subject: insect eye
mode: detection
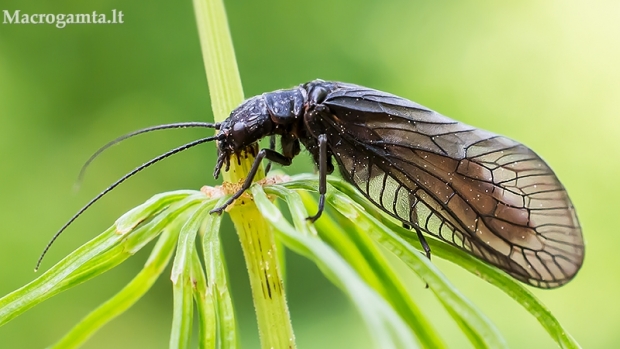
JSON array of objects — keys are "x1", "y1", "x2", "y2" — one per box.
[{"x1": 231, "y1": 122, "x2": 248, "y2": 146}]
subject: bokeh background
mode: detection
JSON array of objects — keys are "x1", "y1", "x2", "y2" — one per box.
[{"x1": 1, "y1": 0, "x2": 619, "y2": 348}]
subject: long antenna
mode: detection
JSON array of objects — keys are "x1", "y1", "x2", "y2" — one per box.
[
  {"x1": 36, "y1": 133, "x2": 223, "y2": 271},
  {"x1": 75, "y1": 122, "x2": 220, "y2": 190}
]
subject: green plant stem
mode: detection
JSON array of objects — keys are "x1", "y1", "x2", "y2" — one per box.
[
  {"x1": 232, "y1": 204, "x2": 294, "y2": 348},
  {"x1": 192, "y1": 0, "x2": 295, "y2": 347},
  {"x1": 192, "y1": 0, "x2": 243, "y2": 119}
]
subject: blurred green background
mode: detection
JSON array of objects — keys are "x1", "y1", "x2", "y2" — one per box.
[{"x1": 0, "y1": 0, "x2": 618, "y2": 348}]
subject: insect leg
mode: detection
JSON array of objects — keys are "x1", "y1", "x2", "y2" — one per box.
[
  {"x1": 402, "y1": 223, "x2": 431, "y2": 259},
  {"x1": 415, "y1": 226, "x2": 431, "y2": 260},
  {"x1": 402, "y1": 223, "x2": 431, "y2": 288},
  {"x1": 264, "y1": 135, "x2": 276, "y2": 174},
  {"x1": 307, "y1": 134, "x2": 327, "y2": 222},
  {"x1": 210, "y1": 148, "x2": 292, "y2": 214}
]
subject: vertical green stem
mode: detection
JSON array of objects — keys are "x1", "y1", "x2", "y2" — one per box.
[
  {"x1": 192, "y1": 0, "x2": 295, "y2": 347},
  {"x1": 231, "y1": 205, "x2": 294, "y2": 349},
  {"x1": 192, "y1": 0, "x2": 243, "y2": 121}
]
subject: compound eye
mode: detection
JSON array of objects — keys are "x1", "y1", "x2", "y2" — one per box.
[{"x1": 231, "y1": 122, "x2": 248, "y2": 147}]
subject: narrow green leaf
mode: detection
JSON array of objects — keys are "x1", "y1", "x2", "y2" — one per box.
[
  {"x1": 191, "y1": 248, "x2": 216, "y2": 349},
  {"x1": 324, "y1": 186, "x2": 506, "y2": 349},
  {"x1": 0, "y1": 226, "x2": 117, "y2": 326},
  {"x1": 170, "y1": 201, "x2": 214, "y2": 349},
  {"x1": 50, "y1": 225, "x2": 183, "y2": 349},
  {"x1": 116, "y1": 190, "x2": 198, "y2": 233},
  {"x1": 281, "y1": 176, "x2": 508, "y2": 347},
  {"x1": 252, "y1": 184, "x2": 417, "y2": 349},
  {"x1": 328, "y1": 175, "x2": 580, "y2": 349},
  {"x1": 284, "y1": 174, "x2": 579, "y2": 349},
  {"x1": 202, "y1": 198, "x2": 237, "y2": 349},
  {"x1": 171, "y1": 263, "x2": 194, "y2": 349},
  {"x1": 0, "y1": 193, "x2": 205, "y2": 327},
  {"x1": 63, "y1": 193, "x2": 206, "y2": 288},
  {"x1": 266, "y1": 185, "x2": 445, "y2": 348}
]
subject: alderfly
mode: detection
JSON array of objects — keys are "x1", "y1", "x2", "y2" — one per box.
[{"x1": 38, "y1": 80, "x2": 584, "y2": 288}]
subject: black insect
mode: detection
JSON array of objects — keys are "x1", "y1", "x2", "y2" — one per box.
[{"x1": 38, "y1": 80, "x2": 584, "y2": 288}]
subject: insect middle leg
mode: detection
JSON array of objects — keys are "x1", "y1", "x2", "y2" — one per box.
[
  {"x1": 210, "y1": 148, "x2": 292, "y2": 214},
  {"x1": 307, "y1": 134, "x2": 328, "y2": 222}
]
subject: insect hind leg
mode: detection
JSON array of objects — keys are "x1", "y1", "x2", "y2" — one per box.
[
  {"x1": 210, "y1": 148, "x2": 292, "y2": 215},
  {"x1": 403, "y1": 223, "x2": 431, "y2": 260}
]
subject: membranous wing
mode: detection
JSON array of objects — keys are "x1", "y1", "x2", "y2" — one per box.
[{"x1": 318, "y1": 83, "x2": 584, "y2": 288}]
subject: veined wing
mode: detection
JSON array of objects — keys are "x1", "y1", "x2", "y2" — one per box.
[{"x1": 319, "y1": 85, "x2": 584, "y2": 288}]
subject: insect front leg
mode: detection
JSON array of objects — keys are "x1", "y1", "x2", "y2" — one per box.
[
  {"x1": 264, "y1": 135, "x2": 276, "y2": 174},
  {"x1": 210, "y1": 148, "x2": 292, "y2": 215}
]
